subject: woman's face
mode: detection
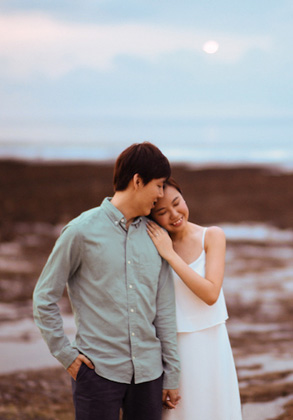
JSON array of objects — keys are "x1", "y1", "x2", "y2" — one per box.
[{"x1": 151, "y1": 185, "x2": 189, "y2": 233}]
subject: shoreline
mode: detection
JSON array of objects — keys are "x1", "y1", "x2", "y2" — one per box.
[{"x1": 2, "y1": 156, "x2": 293, "y2": 174}]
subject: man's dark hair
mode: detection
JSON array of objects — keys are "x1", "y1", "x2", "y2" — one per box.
[{"x1": 113, "y1": 142, "x2": 171, "y2": 191}]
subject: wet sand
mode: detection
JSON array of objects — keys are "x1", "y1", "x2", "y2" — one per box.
[{"x1": 0, "y1": 160, "x2": 293, "y2": 419}]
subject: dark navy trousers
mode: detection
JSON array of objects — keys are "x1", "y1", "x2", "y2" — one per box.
[{"x1": 72, "y1": 363, "x2": 163, "y2": 420}]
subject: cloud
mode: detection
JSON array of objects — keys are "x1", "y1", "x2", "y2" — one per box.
[{"x1": 0, "y1": 12, "x2": 271, "y2": 80}]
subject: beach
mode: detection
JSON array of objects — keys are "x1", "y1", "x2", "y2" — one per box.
[{"x1": 0, "y1": 160, "x2": 293, "y2": 419}]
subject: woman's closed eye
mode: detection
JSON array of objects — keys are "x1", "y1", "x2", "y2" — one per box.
[{"x1": 157, "y1": 211, "x2": 166, "y2": 216}]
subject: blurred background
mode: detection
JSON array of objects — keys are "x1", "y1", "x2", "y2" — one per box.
[
  {"x1": 0, "y1": 1, "x2": 293, "y2": 419},
  {"x1": 1, "y1": 0, "x2": 293, "y2": 166}
]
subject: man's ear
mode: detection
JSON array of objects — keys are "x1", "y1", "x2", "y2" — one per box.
[{"x1": 133, "y1": 173, "x2": 143, "y2": 190}]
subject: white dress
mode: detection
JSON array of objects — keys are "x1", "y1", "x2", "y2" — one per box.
[{"x1": 163, "y1": 228, "x2": 242, "y2": 420}]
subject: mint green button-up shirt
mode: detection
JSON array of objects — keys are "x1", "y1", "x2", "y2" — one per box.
[{"x1": 33, "y1": 198, "x2": 180, "y2": 388}]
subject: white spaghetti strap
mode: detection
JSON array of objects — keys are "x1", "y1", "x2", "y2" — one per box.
[{"x1": 202, "y1": 227, "x2": 208, "y2": 249}]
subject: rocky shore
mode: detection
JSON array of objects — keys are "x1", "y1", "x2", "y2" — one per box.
[
  {"x1": 0, "y1": 160, "x2": 292, "y2": 419},
  {"x1": 1, "y1": 160, "x2": 293, "y2": 237}
]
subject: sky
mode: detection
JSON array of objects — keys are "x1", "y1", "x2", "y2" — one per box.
[{"x1": 0, "y1": 0, "x2": 292, "y2": 161}]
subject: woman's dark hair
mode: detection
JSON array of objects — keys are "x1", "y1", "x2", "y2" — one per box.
[
  {"x1": 164, "y1": 177, "x2": 182, "y2": 194},
  {"x1": 113, "y1": 142, "x2": 171, "y2": 191}
]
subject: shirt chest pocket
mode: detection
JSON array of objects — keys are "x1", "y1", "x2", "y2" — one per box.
[{"x1": 138, "y1": 251, "x2": 162, "y2": 292}]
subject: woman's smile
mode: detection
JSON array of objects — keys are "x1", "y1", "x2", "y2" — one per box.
[{"x1": 171, "y1": 217, "x2": 183, "y2": 227}]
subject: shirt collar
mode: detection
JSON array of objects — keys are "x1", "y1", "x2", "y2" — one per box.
[{"x1": 101, "y1": 197, "x2": 142, "y2": 228}]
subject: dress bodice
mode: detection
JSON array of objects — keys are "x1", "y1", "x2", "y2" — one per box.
[{"x1": 174, "y1": 228, "x2": 228, "y2": 332}]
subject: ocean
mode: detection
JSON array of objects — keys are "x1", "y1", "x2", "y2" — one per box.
[{"x1": 0, "y1": 117, "x2": 292, "y2": 169}]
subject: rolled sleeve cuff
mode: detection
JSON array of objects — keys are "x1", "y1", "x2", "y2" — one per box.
[
  {"x1": 56, "y1": 346, "x2": 80, "y2": 369},
  {"x1": 163, "y1": 372, "x2": 180, "y2": 390}
]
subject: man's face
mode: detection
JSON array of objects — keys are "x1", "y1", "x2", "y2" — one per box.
[{"x1": 136, "y1": 177, "x2": 165, "y2": 216}]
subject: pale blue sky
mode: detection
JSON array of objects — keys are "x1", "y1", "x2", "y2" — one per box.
[{"x1": 0, "y1": 0, "x2": 292, "y2": 160}]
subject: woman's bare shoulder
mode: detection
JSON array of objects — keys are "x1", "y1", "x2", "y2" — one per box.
[{"x1": 205, "y1": 226, "x2": 226, "y2": 247}]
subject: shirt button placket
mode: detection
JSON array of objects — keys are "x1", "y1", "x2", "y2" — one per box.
[{"x1": 126, "y1": 230, "x2": 137, "y2": 366}]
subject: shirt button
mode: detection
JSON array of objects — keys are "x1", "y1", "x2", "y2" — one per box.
[
  {"x1": 121, "y1": 218, "x2": 125, "y2": 223},
  {"x1": 132, "y1": 356, "x2": 136, "y2": 360},
  {"x1": 130, "y1": 308, "x2": 134, "y2": 312},
  {"x1": 128, "y1": 260, "x2": 131, "y2": 264},
  {"x1": 132, "y1": 332, "x2": 135, "y2": 336},
  {"x1": 114, "y1": 221, "x2": 118, "y2": 225},
  {"x1": 129, "y1": 284, "x2": 133, "y2": 289}
]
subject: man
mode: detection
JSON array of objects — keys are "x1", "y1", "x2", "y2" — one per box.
[{"x1": 33, "y1": 142, "x2": 180, "y2": 420}]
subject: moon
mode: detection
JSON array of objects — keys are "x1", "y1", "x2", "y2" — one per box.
[{"x1": 202, "y1": 40, "x2": 219, "y2": 54}]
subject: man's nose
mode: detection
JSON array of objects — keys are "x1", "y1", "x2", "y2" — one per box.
[{"x1": 158, "y1": 189, "x2": 164, "y2": 198}]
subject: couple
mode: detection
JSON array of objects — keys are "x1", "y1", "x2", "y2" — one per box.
[{"x1": 33, "y1": 142, "x2": 242, "y2": 420}]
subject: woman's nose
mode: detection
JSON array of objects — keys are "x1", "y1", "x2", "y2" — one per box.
[{"x1": 169, "y1": 208, "x2": 178, "y2": 219}]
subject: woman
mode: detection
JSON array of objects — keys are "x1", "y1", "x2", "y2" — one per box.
[{"x1": 147, "y1": 178, "x2": 242, "y2": 420}]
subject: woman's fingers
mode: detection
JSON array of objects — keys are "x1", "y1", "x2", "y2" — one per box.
[{"x1": 147, "y1": 221, "x2": 161, "y2": 237}]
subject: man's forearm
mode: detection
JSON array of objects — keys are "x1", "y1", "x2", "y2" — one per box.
[{"x1": 33, "y1": 224, "x2": 81, "y2": 368}]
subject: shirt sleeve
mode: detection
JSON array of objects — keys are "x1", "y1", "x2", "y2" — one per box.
[
  {"x1": 154, "y1": 259, "x2": 180, "y2": 389},
  {"x1": 33, "y1": 223, "x2": 81, "y2": 369}
]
